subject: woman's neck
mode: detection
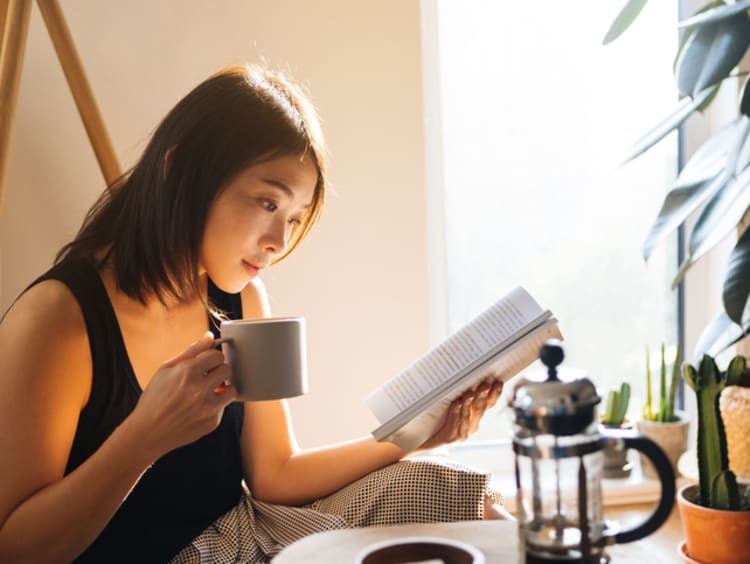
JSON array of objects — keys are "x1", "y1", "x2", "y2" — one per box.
[{"x1": 94, "y1": 251, "x2": 208, "y2": 321}]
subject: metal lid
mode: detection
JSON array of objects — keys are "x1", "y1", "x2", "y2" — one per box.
[
  {"x1": 512, "y1": 340, "x2": 600, "y2": 435},
  {"x1": 512, "y1": 377, "x2": 600, "y2": 416}
]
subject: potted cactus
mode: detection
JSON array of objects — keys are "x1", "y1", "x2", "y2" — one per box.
[
  {"x1": 602, "y1": 382, "x2": 631, "y2": 428},
  {"x1": 635, "y1": 344, "x2": 690, "y2": 479},
  {"x1": 601, "y1": 382, "x2": 633, "y2": 478},
  {"x1": 678, "y1": 354, "x2": 750, "y2": 563}
]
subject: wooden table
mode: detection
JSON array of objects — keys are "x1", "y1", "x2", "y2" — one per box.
[
  {"x1": 273, "y1": 501, "x2": 685, "y2": 563},
  {"x1": 606, "y1": 502, "x2": 683, "y2": 562}
]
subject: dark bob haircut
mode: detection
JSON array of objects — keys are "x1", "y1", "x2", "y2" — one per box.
[{"x1": 56, "y1": 64, "x2": 327, "y2": 304}]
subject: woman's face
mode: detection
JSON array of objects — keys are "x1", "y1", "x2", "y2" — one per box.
[{"x1": 200, "y1": 153, "x2": 318, "y2": 293}]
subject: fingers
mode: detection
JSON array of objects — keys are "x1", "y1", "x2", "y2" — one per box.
[
  {"x1": 469, "y1": 383, "x2": 491, "y2": 433},
  {"x1": 463, "y1": 380, "x2": 503, "y2": 436},
  {"x1": 420, "y1": 380, "x2": 504, "y2": 450},
  {"x1": 210, "y1": 382, "x2": 239, "y2": 405},
  {"x1": 487, "y1": 380, "x2": 504, "y2": 409},
  {"x1": 191, "y1": 349, "x2": 228, "y2": 379},
  {"x1": 452, "y1": 392, "x2": 470, "y2": 440},
  {"x1": 194, "y1": 352, "x2": 239, "y2": 403},
  {"x1": 165, "y1": 340, "x2": 237, "y2": 404}
]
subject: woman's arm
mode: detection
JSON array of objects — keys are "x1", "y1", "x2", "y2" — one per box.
[
  {"x1": 241, "y1": 390, "x2": 499, "y2": 505},
  {"x1": 238, "y1": 280, "x2": 501, "y2": 506},
  {"x1": 0, "y1": 282, "x2": 238, "y2": 563}
]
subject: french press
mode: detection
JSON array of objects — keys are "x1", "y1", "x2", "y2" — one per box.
[{"x1": 511, "y1": 340, "x2": 675, "y2": 563}]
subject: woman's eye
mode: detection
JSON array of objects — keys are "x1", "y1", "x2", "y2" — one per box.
[{"x1": 260, "y1": 199, "x2": 278, "y2": 212}]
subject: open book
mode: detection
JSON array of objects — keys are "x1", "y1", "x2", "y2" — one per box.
[{"x1": 365, "y1": 286, "x2": 562, "y2": 451}]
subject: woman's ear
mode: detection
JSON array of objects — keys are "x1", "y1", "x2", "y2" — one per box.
[{"x1": 163, "y1": 145, "x2": 177, "y2": 181}]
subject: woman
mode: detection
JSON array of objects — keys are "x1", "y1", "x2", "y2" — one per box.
[{"x1": 0, "y1": 65, "x2": 504, "y2": 563}]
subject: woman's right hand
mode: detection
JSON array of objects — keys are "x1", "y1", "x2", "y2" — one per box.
[{"x1": 127, "y1": 332, "x2": 239, "y2": 460}]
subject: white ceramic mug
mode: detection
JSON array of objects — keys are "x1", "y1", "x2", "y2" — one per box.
[{"x1": 216, "y1": 317, "x2": 308, "y2": 401}]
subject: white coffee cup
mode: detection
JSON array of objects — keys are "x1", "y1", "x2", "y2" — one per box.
[{"x1": 216, "y1": 317, "x2": 308, "y2": 401}]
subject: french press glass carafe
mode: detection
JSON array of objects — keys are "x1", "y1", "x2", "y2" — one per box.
[{"x1": 512, "y1": 340, "x2": 675, "y2": 563}]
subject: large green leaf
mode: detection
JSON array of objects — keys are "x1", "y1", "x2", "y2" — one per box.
[
  {"x1": 695, "y1": 82, "x2": 722, "y2": 113},
  {"x1": 689, "y1": 163, "x2": 750, "y2": 263},
  {"x1": 642, "y1": 118, "x2": 741, "y2": 260},
  {"x1": 675, "y1": 11, "x2": 750, "y2": 98},
  {"x1": 723, "y1": 225, "x2": 750, "y2": 324},
  {"x1": 741, "y1": 73, "x2": 750, "y2": 117},
  {"x1": 674, "y1": 1, "x2": 726, "y2": 73},
  {"x1": 678, "y1": 0, "x2": 750, "y2": 29},
  {"x1": 642, "y1": 173, "x2": 727, "y2": 261},
  {"x1": 677, "y1": 21, "x2": 720, "y2": 96},
  {"x1": 725, "y1": 116, "x2": 750, "y2": 174},
  {"x1": 672, "y1": 166, "x2": 750, "y2": 289},
  {"x1": 694, "y1": 12, "x2": 750, "y2": 96},
  {"x1": 672, "y1": 256, "x2": 694, "y2": 290},
  {"x1": 734, "y1": 118, "x2": 750, "y2": 172},
  {"x1": 675, "y1": 117, "x2": 740, "y2": 188},
  {"x1": 622, "y1": 87, "x2": 715, "y2": 163},
  {"x1": 603, "y1": 0, "x2": 648, "y2": 45},
  {"x1": 692, "y1": 310, "x2": 749, "y2": 364}
]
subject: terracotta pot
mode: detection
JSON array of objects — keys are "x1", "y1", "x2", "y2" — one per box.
[
  {"x1": 720, "y1": 385, "x2": 750, "y2": 481},
  {"x1": 677, "y1": 483, "x2": 750, "y2": 564},
  {"x1": 636, "y1": 411, "x2": 689, "y2": 480}
]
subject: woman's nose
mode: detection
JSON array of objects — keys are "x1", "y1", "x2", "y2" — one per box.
[{"x1": 263, "y1": 219, "x2": 289, "y2": 256}]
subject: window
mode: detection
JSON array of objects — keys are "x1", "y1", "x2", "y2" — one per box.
[{"x1": 423, "y1": 1, "x2": 680, "y2": 440}]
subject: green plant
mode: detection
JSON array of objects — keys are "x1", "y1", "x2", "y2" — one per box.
[
  {"x1": 604, "y1": 1, "x2": 750, "y2": 359},
  {"x1": 642, "y1": 343, "x2": 680, "y2": 422},
  {"x1": 683, "y1": 353, "x2": 748, "y2": 510},
  {"x1": 602, "y1": 382, "x2": 631, "y2": 425}
]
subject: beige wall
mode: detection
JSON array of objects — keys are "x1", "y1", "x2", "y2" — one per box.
[{"x1": 0, "y1": 0, "x2": 430, "y2": 446}]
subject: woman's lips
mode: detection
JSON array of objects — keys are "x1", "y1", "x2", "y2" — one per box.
[{"x1": 242, "y1": 260, "x2": 261, "y2": 276}]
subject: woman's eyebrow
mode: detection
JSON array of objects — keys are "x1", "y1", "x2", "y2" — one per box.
[
  {"x1": 261, "y1": 178, "x2": 312, "y2": 209},
  {"x1": 261, "y1": 178, "x2": 293, "y2": 195}
]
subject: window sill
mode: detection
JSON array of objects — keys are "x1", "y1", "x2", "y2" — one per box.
[{"x1": 430, "y1": 440, "x2": 682, "y2": 514}]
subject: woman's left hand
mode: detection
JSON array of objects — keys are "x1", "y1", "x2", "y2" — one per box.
[{"x1": 417, "y1": 379, "x2": 504, "y2": 450}]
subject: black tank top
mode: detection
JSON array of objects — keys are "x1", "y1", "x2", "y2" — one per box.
[{"x1": 31, "y1": 257, "x2": 244, "y2": 563}]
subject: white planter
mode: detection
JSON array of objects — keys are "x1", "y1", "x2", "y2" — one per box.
[{"x1": 636, "y1": 410, "x2": 690, "y2": 480}]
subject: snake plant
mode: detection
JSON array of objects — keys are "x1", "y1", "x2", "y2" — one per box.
[{"x1": 642, "y1": 344, "x2": 680, "y2": 422}]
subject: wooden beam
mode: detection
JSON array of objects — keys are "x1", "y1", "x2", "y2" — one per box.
[
  {"x1": 0, "y1": 0, "x2": 11, "y2": 61},
  {"x1": 37, "y1": 0, "x2": 121, "y2": 187},
  {"x1": 0, "y1": 0, "x2": 31, "y2": 216}
]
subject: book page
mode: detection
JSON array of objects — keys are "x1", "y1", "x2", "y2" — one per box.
[
  {"x1": 376, "y1": 320, "x2": 562, "y2": 451},
  {"x1": 366, "y1": 286, "x2": 545, "y2": 424}
]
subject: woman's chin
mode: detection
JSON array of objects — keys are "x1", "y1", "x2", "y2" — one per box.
[{"x1": 209, "y1": 275, "x2": 251, "y2": 295}]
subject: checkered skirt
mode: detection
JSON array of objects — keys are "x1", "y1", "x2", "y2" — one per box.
[{"x1": 170, "y1": 456, "x2": 501, "y2": 563}]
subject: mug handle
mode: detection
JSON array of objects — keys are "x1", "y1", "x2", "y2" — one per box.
[
  {"x1": 214, "y1": 337, "x2": 233, "y2": 348},
  {"x1": 604, "y1": 430, "x2": 675, "y2": 544}
]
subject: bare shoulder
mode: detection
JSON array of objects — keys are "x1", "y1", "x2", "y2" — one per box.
[
  {"x1": 2, "y1": 278, "x2": 88, "y2": 343},
  {"x1": 0, "y1": 278, "x2": 91, "y2": 404},
  {"x1": 0, "y1": 279, "x2": 92, "y2": 522},
  {"x1": 240, "y1": 277, "x2": 271, "y2": 319}
]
